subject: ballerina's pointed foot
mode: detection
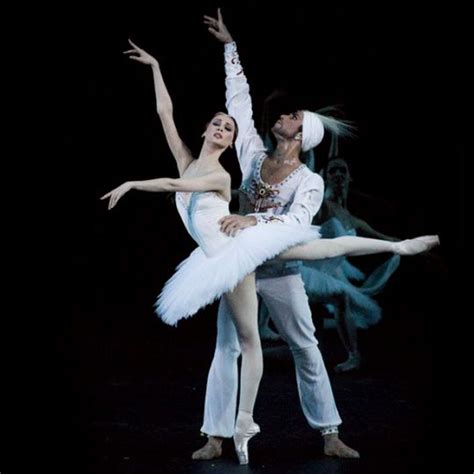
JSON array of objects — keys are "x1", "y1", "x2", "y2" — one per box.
[
  {"x1": 393, "y1": 235, "x2": 440, "y2": 256},
  {"x1": 233, "y1": 421, "x2": 261, "y2": 465}
]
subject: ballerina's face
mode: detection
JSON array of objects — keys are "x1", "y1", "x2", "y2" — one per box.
[{"x1": 204, "y1": 113, "x2": 238, "y2": 149}]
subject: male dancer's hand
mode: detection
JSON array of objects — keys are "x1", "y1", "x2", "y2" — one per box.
[
  {"x1": 219, "y1": 215, "x2": 257, "y2": 236},
  {"x1": 204, "y1": 8, "x2": 233, "y2": 43}
]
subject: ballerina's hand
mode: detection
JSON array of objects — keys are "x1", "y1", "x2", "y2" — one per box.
[
  {"x1": 100, "y1": 182, "x2": 133, "y2": 210},
  {"x1": 123, "y1": 39, "x2": 158, "y2": 67}
]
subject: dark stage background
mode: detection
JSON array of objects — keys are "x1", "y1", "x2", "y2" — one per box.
[{"x1": 40, "y1": 2, "x2": 463, "y2": 473}]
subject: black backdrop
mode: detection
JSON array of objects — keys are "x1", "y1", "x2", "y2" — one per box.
[{"x1": 35, "y1": 2, "x2": 464, "y2": 472}]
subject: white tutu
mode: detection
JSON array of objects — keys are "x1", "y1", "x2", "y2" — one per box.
[{"x1": 155, "y1": 223, "x2": 321, "y2": 325}]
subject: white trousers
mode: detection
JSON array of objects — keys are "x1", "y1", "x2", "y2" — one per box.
[{"x1": 200, "y1": 273, "x2": 342, "y2": 437}]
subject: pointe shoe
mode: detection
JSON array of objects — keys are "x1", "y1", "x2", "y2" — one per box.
[
  {"x1": 233, "y1": 422, "x2": 260, "y2": 465},
  {"x1": 393, "y1": 235, "x2": 440, "y2": 256}
]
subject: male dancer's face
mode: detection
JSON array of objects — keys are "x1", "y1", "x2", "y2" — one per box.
[{"x1": 271, "y1": 111, "x2": 303, "y2": 141}]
